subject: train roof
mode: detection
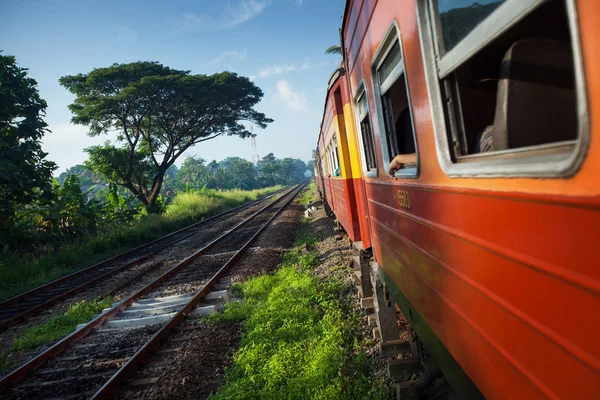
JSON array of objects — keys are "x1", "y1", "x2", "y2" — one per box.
[{"x1": 316, "y1": 64, "x2": 345, "y2": 150}]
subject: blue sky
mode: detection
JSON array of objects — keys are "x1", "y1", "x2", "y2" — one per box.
[{"x1": 2, "y1": 0, "x2": 344, "y2": 173}]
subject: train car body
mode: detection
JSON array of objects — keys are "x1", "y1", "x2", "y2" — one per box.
[
  {"x1": 316, "y1": 68, "x2": 371, "y2": 243},
  {"x1": 317, "y1": 0, "x2": 600, "y2": 398}
]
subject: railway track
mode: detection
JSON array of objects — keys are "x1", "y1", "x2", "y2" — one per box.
[
  {"x1": 0, "y1": 183, "x2": 304, "y2": 399},
  {"x1": 0, "y1": 189, "x2": 285, "y2": 330}
]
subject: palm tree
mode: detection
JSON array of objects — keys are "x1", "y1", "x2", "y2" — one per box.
[{"x1": 325, "y1": 45, "x2": 342, "y2": 55}]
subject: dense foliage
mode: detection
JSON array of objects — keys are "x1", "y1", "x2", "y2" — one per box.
[
  {"x1": 173, "y1": 152, "x2": 307, "y2": 192},
  {"x1": 61, "y1": 152, "x2": 308, "y2": 198},
  {"x1": 0, "y1": 53, "x2": 57, "y2": 248},
  {"x1": 60, "y1": 62, "x2": 273, "y2": 212}
]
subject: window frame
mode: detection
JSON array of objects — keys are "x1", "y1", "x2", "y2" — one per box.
[
  {"x1": 353, "y1": 81, "x2": 378, "y2": 178},
  {"x1": 326, "y1": 133, "x2": 341, "y2": 178},
  {"x1": 328, "y1": 145, "x2": 334, "y2": 176},
  {"x1": 416, "y1": 0, "x2": 589, "y2": 178},
  {"x1": 371, "y1": 22, "x2": 420, "y2": 179}
]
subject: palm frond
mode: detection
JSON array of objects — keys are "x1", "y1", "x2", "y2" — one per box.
[{"x1": 325, "y1": 45, "x2": 342, "y2": 55}]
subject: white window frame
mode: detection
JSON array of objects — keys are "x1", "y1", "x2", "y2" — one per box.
[
  {"x1": 327, "y1": 145, "x2": 333, "y2": 175},
  {"x1": 417, "y1": 0, "x2": 589, "y2": 178},
  {"x1": 371, "y1": 22, "x2": 420, "y2": 179},
  {"x1": 353, "y1": 81, "x2": 378, "y2": 178}
]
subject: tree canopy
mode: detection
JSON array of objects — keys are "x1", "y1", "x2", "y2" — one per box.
[
  {"x1": 0, "y1": 53, "x2": 56, "y2": 241},
  {"x1": 59, "y1": 61, "x2": 272, "y2": 212}
]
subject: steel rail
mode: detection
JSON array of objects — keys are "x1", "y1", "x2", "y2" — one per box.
[
  {"x1": 91, "y1": 183, "x2": 305, "y2": 399},
  {"x1": 0, "y1": 185, "x2": 299, "y2": 394},
  {"x1": 0, "y1": 189, "x2": 284, "y2": 330}
]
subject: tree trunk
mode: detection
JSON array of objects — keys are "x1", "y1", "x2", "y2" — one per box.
[
  {"x1": 145, "y1": 169, "x2": 166, "y2": 214},
  {"x1": 123, "y1": 183, "x2": 148, "y2": 206}
]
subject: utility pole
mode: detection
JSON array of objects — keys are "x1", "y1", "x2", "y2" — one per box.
[{"x1": 250, "y1": 125, "x2": 260, "y2": 165}]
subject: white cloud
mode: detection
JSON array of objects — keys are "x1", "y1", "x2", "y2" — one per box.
[
  {"x1": 115, "y1": 26, "x2": 138, "y2": 42},
  {"x1": 176, "y1": 12, "x2": 214, "y2": 32},
  {"x1": 275, "y1": 80, "x2": 308, "y2": 112},
  {"x1": 175, "y1": 1, "x2": 269, "y2": 32},
  {"x1": 258, "y1": 59, "x2": 311, "y2": 78},
  {"x1": 296, "y1": 0, "x2": 304, "y2": 6},
  {"x1": 220, "y1": 0, "x2": 269, "y2": 29},
  {"x1": 205, "y1": 49, "x2": 248, "y2": 66}
]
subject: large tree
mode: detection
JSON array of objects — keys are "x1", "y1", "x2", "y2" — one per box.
[
  {"x1": 59, "y1": 61, "x2": 272, "y2": 212},
  {"x1": 176, "y1": 156, "x2": 210, "y2": 191},
  {"x1": 218, "y1": 157, "x2": 258, "y2": 190},
  {"x1": 0, "y1": 53, "x2": 56, "y2": 241}
]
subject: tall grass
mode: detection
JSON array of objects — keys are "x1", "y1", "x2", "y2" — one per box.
[
  {"x1": 0, "y1": 186, "x2": 283, "y2": 302},
  {"x1": 167, "y1": 186, "x2": 283, "y2": 219}
]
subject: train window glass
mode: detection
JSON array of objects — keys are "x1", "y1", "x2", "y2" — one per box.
[
  {"x1": 371, "y1": 26, "x2": 419, "y2": 178},
  {"x1": 334, "y1": 138, "x2": 341, "y2": 173},
  {"x1": 328, "y1": 136, "x2": 341, "y2": 177},
  {"x1": 327, "y1": 146, "x2": 334, "y2": 176},
  {"x1": 355, "y1": 90, "x2": 377, "y2": 172},
  {"x1": 433, "y1": 0, "x2": 506, "y2": 56},
  {"x1": 418, "y1": 0, "x2": 588, "y2": 177}
]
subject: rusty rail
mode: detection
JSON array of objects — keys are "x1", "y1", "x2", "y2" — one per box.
[
  {"x1": 91, "y1": 182, "x2": 305, "y2": 399},
  {"x1": 0, "y1": 189, "x2": 283, "y2": 330},
  {"x1": 0, "y1": 184, "x2": 300, "y2": 394}
]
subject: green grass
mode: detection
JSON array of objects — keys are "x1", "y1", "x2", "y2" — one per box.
[
  {"x1": 207, "y1": 233, "x2": 391, "y2": 400},
  {"x1": 0, "y1": 186, "x2": 283, "y2": 302},
  {"x1": 299, "y1": 181, "x2": 318, "y2": 206},
  {"x1": 167, "y1": 186, "x2": 283, "y2": 219},
  {"x1": 1, "y1": 296, "x2": 113, "y2": 372}
]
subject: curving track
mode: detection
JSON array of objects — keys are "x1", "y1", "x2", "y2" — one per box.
[
  {"x1": 0, "y1": 183, "x2": 304, "y2": 399},
  {"x1": 0, "y1": 189, "x2": 284, "y2": 330}
]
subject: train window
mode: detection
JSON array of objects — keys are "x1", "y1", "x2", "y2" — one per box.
[
  {"x1": 372, "y1": 24, "x2": 419, "y2": 178},
  {"x1": 418, "y1": 0, "x2": 588, "y2": 177},
  {"x1": 326, "y1": 138, "x2": 341, "y2": 177},
  {"x1": 355, "y1": 87, "x2": 377, "y2": 174},
  {"x1": 331, "y1": 136, "x2": 341, "y2": 177}
]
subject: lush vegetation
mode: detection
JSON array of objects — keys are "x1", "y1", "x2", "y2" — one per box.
[
  {"x1": 0, "y1": 186, "x2": 282, "y2": 302},
  {"x1": 1, "y1": 296, "x2": 113, "y2": 372},
  {"x1": 0, "y1": 53, "x2": 57, "y2": 252},
  {"x1": 0, "y1": 53, "x2": 310, "y2": 301},
  {"x1": 208, "y1": 218, "x2": 390, "y2": 400},
  {"x1": 60, "y1": 62, "x2": 273, "y2": 213}
]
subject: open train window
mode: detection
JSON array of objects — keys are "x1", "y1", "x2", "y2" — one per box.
[
  {"x1": 354, "y1": 85, "x2": 377, "y2": 175},
  {"x1": 372, "y1": 24, "x2": 419, "y2": 178},
  {"x1": 333, "y1": 137, "x2": 341, "y2": 174},
  {"x1": 417, "y1": 0, "x2": 588, "y2": 177},
  {"x1": 326, "y1": 136, "x2": 341, "y2": 177},
  {"x1": 326, "y1": 145, "x2": 333, "y2": 176}
]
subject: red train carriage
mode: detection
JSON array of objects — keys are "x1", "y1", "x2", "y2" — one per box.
[
  {"x1": 317, "y1": 0, "x2": 600, "y2": 398},
  {"x1": 316, "y1": 67, "x2": 367, "y2": 243}
]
